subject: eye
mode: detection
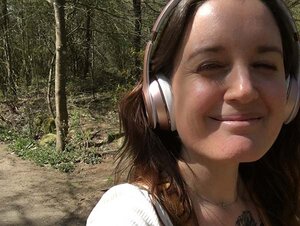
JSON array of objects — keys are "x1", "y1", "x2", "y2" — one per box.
[
  {"x1": 197, "y1": 62, "x2": 226, "y2": 72},
  {"x1": 252, "y1": 62, "x2": 278, "y2": 71}
]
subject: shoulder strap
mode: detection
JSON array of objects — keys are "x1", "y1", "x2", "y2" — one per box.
[
  {"x1": 150, "y1": 195, "x2": 174, "y2": 226},
  {"x1": 135, "y1": 183, "x2": 174, "y2": 226}
]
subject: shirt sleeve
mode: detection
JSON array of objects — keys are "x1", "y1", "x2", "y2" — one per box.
[{"x1": 86, "y1": 183, "x2": 163, "y2": 226}]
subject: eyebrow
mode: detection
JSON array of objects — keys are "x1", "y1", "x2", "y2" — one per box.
[
  {"x1": 188, "y1": 45, "x2": 225, "y2": 61},
  {"x1": 256, "y1": 45, "x2": 283, "y2": 56},
  {"x1": 187, "y1": 44, "x2": 283, "y2": 61}
]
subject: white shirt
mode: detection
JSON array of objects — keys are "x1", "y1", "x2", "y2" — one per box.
[{"x1": 86, "y1": 183, "x2": 173, "y2": 226}]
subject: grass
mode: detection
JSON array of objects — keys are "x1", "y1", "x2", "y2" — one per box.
[
  {"x1": 0, "y1": 134, "x2": 105, "y2": 174},
  {"x1": 11, "y1": 136, "x2": 77, "y2": 173},
  {"x1": 0, "y1": 88, "x2": 122, "y2": 173},
  {"x1": 0, "y1": 131, "x2": 102, "y2": 173}
]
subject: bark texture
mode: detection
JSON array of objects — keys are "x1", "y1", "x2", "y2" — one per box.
[{"x1": 53, "y1": 0, "x2": 68, "y2": 152}]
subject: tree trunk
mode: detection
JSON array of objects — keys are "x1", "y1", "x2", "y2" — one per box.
[
  {"x1": 91, "y1": 24, "x2": 95, "y2": 99},
  {"x1": 53, "y1": 0, "x2": 68, "y2": 152},
  {"x1": 47, "y1": 55, "x2": 55, "y2": 120},
  {"x1": 83, "y1": 6, "x2": 93, "y2": 78},
  {"x1": 20, "y1": 0, "x2": 32, "y2": 88},
  {"x1": 1, "y1": 0, "x2": 16, "y2": 96},
  {"x1": 132, "y1": 0, "x2": 142, "y2": 78}
]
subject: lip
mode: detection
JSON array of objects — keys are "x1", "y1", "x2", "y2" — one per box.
[
  {"x1": 211, "y1": 115, "x2": 263, "y2": 121},
  {"x1": 210, "y1": 114, "x2": 263, "y2": 126}
]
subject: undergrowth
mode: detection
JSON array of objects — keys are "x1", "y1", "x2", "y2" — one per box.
[
  {"x1": 0, "y1": 90, "x2": 122, "y2": 173},
  {"x1": 0, "y1": 129, "x2": 102, "y2": 173}
]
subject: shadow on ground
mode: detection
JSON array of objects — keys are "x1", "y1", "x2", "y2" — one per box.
[{"x1": 0, "y1": 143, "x2": 114, "y2": 226}]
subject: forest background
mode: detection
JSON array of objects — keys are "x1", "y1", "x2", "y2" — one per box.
[{"x1": 0, "y1": 0, "x2": 300, "y2": 172}]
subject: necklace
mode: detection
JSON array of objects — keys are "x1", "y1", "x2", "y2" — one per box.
[
  {"x1": 192, "y1": 178, "x2": 241, "y2": 209},
  {"x1": 194, "y1": 188, "x2": 239, "y2": 209},
  {"x1": 195, "y1": 192, "x2": 239, "y2": 209}
]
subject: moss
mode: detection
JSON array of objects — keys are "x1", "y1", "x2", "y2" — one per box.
[{"x1": 39, "y1": 133, "x2": 56, "y2": 146}]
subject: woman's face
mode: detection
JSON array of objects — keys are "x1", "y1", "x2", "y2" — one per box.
[{"x1": 172, "y1": 0, "x2": 286, "y2": 163}]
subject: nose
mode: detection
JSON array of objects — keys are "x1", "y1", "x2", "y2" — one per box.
[{"x1": 224, "y1": 65, "x2": 259, "y2": 104}]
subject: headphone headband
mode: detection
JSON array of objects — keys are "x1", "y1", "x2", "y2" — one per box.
[
  {"x1": 143, "y1": 0, "x2": 181, "y2": 90},
  {"x1": 274, "y1": 0, "x2": 300, "y2": 123},
  {"x1": 151, "y1": 0, "x2": 182, "y2": 40},
  {"x1": 275, "y1": 0, "x2": 299, "y2": 42}
]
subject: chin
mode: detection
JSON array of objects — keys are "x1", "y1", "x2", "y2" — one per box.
[
  {"x1": 213, "y1": 137, "x2": 272, "y2": 163},
  {"x1": 234, "y1": 151, "x2": 267, "y2": 163}
]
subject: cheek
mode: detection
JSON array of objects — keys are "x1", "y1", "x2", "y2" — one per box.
[
  {"x1": 173, "y1": 79, "x2": 220, "y2": 139},
  {"x1": 263, "y1": 81, "x2": 286, "y2": 117},
  {"x1": 173, "y1": 79, "x2": 218, "y2": 117},
  {"x1": 267, "y1": 85, "x2": 286, "y2": 140}
]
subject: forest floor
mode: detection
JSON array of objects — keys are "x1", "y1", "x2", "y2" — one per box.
[
  {"x1": 0, "y1": 142, "x2": 116, "y2": 226},
  {"x1": 0, "y1": 91, "x2": 129, "y2": 226}
]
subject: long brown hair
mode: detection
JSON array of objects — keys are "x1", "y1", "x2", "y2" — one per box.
[{"x1": 116, "y1": 0, "x2": 300, "y2": 225}]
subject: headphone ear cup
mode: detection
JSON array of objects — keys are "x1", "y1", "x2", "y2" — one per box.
[
  {"x1": 148, "y1": 78, "x2": 169, "y2": 129},
  {"x1": 148, "y1": 74, "x2": 176, "y2": 130},
  {"x1": 284, "y1": 75, "x2": 300, "y2": 124},
  {"x1": 157, "y1": 75, "x2": 176, "y2": 131},
  {"x1": 146, "y1": 80, "x2": 159, "y2": 128}
]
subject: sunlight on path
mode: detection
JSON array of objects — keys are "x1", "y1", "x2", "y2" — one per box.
[{"x1": 0, "y1": 143, "x2": 114, "y2": 226}]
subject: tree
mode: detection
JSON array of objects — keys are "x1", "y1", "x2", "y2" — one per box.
[
  {"x1": 1, "y1": 0, "x2": 16, "y2": 97},
  {"x1": 133, "y1": 0, "x2": 142, "y2": 78},
  {"x1": 53, "y1": 0, "x2": 68, "y2": 152},
  {"x1": 82, "y1": 5, "x2": 93, "y2": 79}
]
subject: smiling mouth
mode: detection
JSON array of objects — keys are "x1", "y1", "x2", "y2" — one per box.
[
  {"x1": 209, "y1": 114, "x2": 263, "y2": 125},
  {"x1": 211, "y1": 116, "x2": 262, "y2": 122}
]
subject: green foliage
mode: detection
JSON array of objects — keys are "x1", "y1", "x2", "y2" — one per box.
[
  {"x1": 0, "y1": 0, "x2": 168, "y2": 98},
  {"x1": 81, "y1": 149, "x2": 102, "y2": 165},
  {"x1": 8, "y1": 135, "x2": 72, "y2": 172},
  {"x1": 0, "y1": 128, "x2": 14, "y2": 142},
  {"x1": 0, "y1": 87, "x2": 120, "y2": 173},
  {"x1": 0, "y1": 122, "x2": 102, "y2": 173}
]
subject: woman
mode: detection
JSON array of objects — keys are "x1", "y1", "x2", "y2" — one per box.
[{"x1": 87, "y1": 0, "x2": 300, "y2": 225}]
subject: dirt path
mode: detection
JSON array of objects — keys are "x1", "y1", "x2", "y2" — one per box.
[{"x1": 0, "y1": 143, "x2": 115, "y2": 226}]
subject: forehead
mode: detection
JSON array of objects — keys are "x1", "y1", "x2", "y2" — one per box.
[{"x1": 184, "y1": 0, "x2": 282, "y2": 49}]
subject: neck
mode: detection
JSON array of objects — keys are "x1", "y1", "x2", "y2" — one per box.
[{"x1": 179, "y1": 152, "x2": 240, "y2": 206}]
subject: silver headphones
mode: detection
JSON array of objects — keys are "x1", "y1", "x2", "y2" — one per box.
[{"x1": 142, "y1": 0, "x2": 300, "y2": 131}]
